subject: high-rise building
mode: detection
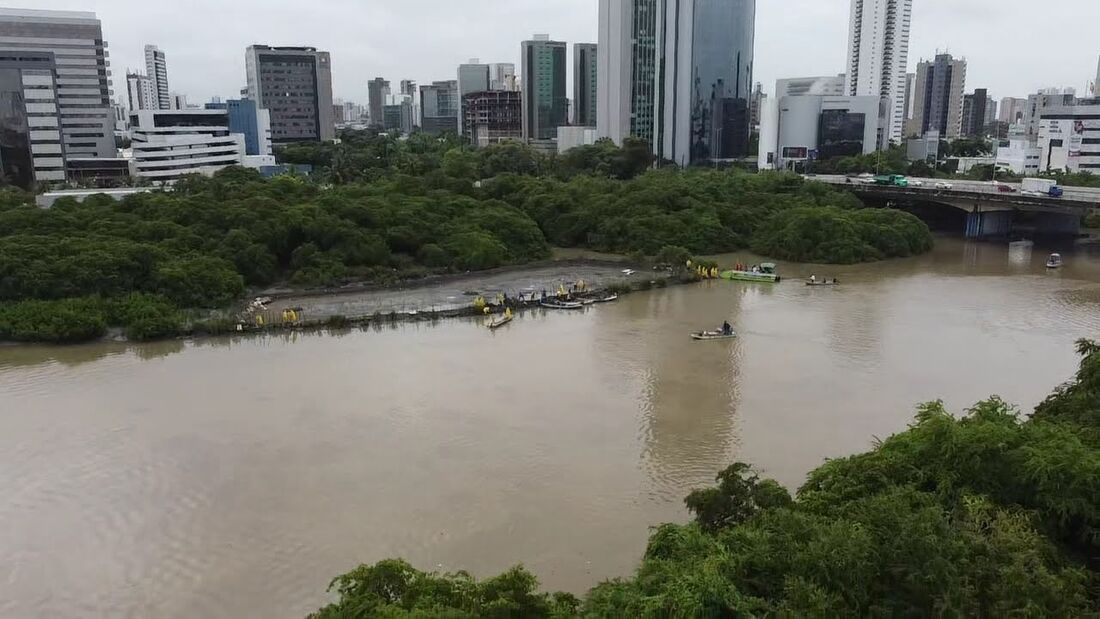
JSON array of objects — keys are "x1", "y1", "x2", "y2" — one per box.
[
  {"x1": 903, "y1": 73, "x2": 916, "y2": 130},
  {"x1": 845, "y1": 0, "x2": 913, "y2": 146},
  {"x1": 0, "y1": 51, "x2": 65, "y2": 187},
  {"x1": 144, "y1": 45, "x2": 169, "y2": 109},
  {"x1": 127, "y1": 73, "x2": 157, "y2": 111},
  {"x1": 245, "y1": 45, "x2": 334, "y2": 143},
  {"x1": 598, "y1": 0, "x2": 755, "y2": 165},
  {"x1": 908, "y1": 53, "x2": 967, "y2": 138},
  {"x1": 999, "y1": 97, "x2": 1027, "y2": 124},
  {"x1": 749, "y1": 82, "x2": 764, "y2": 129},
  {"x1": 597, "y1": 0, "x2": 660, "y2": 148},
  {"x1": 1093, "y1": 56, "x2": 1100, "y2": 97},
  {"x1": 464, "y1": 90, "x2": 523, "y2": 147},
  {"x1": 367, "y1": 78, "x2": 390, "y2": 128},
  {"x1": 521, "y1": 35, "x2": 568, "y2": 142},
  {"x1": 169, "y1": 93, "x2": 189, "y2": 110},
  {"x1": 659, "y1": 0, "x2": 756, "y2": 165},
  {"x1": 0, "y1": 8, "x2": 115, "y2": 159},
  {"x1": 490, "y1": 63, "x2": 517, "y2": 91},
  {"x1": 420, "y1": 80, "x2": 459, "y2": 135},
  {"x1": 961, "y1": 88, "x2": 992, "y2": 137},
  {"x1": 573, "y1": 43, "x2": 598, "y2": 127},
  {"x1": 457, "y1": 60, "x2": 490, "y2": 137}
]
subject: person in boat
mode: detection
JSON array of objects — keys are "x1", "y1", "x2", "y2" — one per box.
[
  {"x1": 722, "y1": 321, "x2": 733, "y2": 336},
  {"x1": 810, "y1": 274, "x2": 817, "y2": 283}
]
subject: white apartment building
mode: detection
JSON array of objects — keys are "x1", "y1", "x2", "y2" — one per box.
[
  {"x1": 845, "y1": 0, "x2": 913, "y2": 146},
  {"x1": 144, "y1": 44, "x2": 169, "y2": 109},
  {"x1": 127, "y1": 72, "x2": 155, "y2": 111},
  {"x1": 129, "y1": 109, "x2": 244, "y2": 182}
]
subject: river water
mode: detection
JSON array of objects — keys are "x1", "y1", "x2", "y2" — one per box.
[{"x1": 2, "y1": 238, "x2": 1099, "y2": 618}]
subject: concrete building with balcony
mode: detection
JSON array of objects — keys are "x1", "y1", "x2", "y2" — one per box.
[
  {"x1": 0, "y1": 8, "x2": 115, "y2": 159},
  {"x1": 129, "y1": 108, "x2": 244, "y2": 182},
  {"x1": 463, "y1": 89, "x2": 522, "y2": 147},
  {"x1": 144, "y1": 44, "x2": 169, "y2": 109},
  {"x1": 245, "y1": 45, "x2": 334, "y2": 143},
  {"x1": 126, "y1": 72, "x2": 155, "y2": 111},
  {"x1": 908, "y1": 53, "x2": 967, "y2": 138},
  {"x1": 845, "y1": 0, "x2": 913, "y2": 146}
]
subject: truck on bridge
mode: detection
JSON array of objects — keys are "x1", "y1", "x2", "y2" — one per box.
[
  {"x1": 1021, "y1": 178, "x2": 1064, "y2": 198},
  {"x1": 873, "y1": 174, "x2": 909, "y2": 188}
]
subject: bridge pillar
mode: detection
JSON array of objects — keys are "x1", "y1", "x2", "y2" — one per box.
[{"x1": 965, "y1": 210, "x2": 1014, "y2": 239}]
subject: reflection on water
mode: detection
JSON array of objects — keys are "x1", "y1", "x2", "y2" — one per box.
[{"x1": 1, "y1": 238, "x2": 1100, "y2": 618}]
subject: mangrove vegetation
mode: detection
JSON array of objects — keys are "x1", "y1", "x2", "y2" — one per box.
[{"x1": 1, "y1": 132, "x2": 932, "y2": 343}]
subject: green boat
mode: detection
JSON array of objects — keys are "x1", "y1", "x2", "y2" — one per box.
[{"x1": 720, "y1": 263, "x2": 780, "y2": 283}]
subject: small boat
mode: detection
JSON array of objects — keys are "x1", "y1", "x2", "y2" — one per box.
[
  {"x1": 540, "y1": 300, "x2": 584, "y2": 310},
  {"x1": 580, "y1": 298, "x2": 597, "y2": 306},
  {"x1": 806, "y1": 279, "x2": 840, "y2": 286},
  {"x1": 486, "y1": 314, "x2": 514, "y2": 330},
  {"x1": 692, "y1": 330, "x2": 737, "y2": 341},
  {"x1": 1046, "y1": 253, "x2": 1064, "y2": 269},
  {"x1": 594, "y1": 295, "x2": 619, "y2": 303},
  {"x1": 622, "y1": 269, "x2": 636, "y2": 276},
  {"x1": 720, "y1": 262, "x2": 780, "y2": 283}
]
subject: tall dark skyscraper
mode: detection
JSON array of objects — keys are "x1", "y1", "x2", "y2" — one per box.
[
  {"x1": 245, "y1": 45, "x2": 335, "y2": 143},
  {"x1": 908, "y1": 53, "x2": 967, "y2": 138},
  {"x1": 573, "y1": 43, "x2": 598, "y2": 127},
  {"x1": 521, "y1": 35, "x2": 568, "y2": 141},
  {"x1": 367, "y1": 77, "x2": 390, "y2": 129}
]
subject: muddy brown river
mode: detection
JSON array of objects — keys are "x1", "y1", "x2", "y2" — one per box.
[{"x1": 2, "y1": 238, "x2": 1099, "y2": 618}]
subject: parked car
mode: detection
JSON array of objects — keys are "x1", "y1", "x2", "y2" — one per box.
[{"x1": 934, "y1": 182, "x2": 953, "y2": 190}]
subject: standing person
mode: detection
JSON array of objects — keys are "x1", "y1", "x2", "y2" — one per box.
[{"x1": 810, "y1": 274, "x2": 817, "y2": 284}]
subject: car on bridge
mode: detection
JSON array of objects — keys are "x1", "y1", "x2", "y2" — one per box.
[{"x1": 935, "y1": 182, "x2": 954, "y2": 190}]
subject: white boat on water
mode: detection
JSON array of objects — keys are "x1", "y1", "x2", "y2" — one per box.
[
  {"x1": 1046, "y1": 253, "x2": 1064, "y2": 269},
  {"x1": 692, "y1": 330, "x2": 737, "y2": 341},
  {"x1": 541, "y1": 300, "x2": 584, "y2": 310}
]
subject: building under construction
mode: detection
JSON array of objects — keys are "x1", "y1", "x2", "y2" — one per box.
[{"x1": 463, "y1": 90, "x2": 523, "y2": 147}]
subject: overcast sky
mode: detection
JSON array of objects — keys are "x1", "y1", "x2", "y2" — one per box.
[{"x1": 31, "y1": 0, "x2": 1100, "y2": 105}]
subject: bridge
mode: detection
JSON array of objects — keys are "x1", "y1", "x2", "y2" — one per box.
[{"x1": 811, "y1": 174, "x2": 1100, "y2": 239}]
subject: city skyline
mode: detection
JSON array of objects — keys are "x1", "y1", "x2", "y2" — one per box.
[{"x1": 24, "y1": 0, "x2": 1100, "y2": 107}]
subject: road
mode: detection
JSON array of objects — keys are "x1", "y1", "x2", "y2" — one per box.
[{"x1": 809, "y1": 174, "x2": 1100, "y2": 205}]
